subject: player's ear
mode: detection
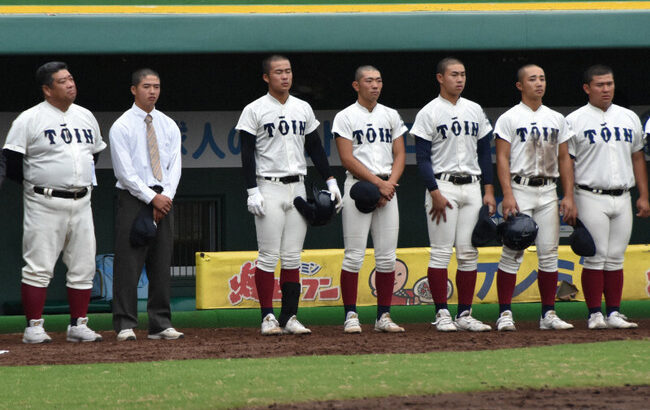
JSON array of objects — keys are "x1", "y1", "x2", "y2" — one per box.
[
  {"x1": 262, "y1": 73, "x2": 270, "y2": 84},
  {"x1": 582, "y1": 83, "x2": 591, "y2": 96},
  {"x1": 130, "y1": 85, "x2": 137, "y2": 97},
  {"x1": 436, "y1": 73, "x2": 444, "y2": 84},
  {"x1": 515, "y1": 81, "x2": 523, "y2": 91},
  {"x1": 42, "y1": 85, "x2": 51, "y2": 98},
  {"x1": 352, "y1": 81, "x2": 360, "y2": 92}
]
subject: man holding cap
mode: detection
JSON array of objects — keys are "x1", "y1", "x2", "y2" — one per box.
[{"x1": 333, "y1": 65, "x2": 407, "y2": 333}]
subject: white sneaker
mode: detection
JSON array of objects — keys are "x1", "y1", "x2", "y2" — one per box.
[
  {"x1": 496, "y1": 310, "x2": 516, "y2": 331},
  {"x1": 539, "y1": 310, "x2": 574, "y2": 330},
  {"x1": 260, "y1": 313, "x2": 282, "y2": 336},
  {"x1": 432, "y1": 309, "x2": 458, "y2": 332},
  {"x1": 455, "y1": 309, "x2": 491, "y2": 332},
  {"x1": 117, "y1": 329, "x2": 137, "y2": 341},
  {"x1": 148, "y1": 327, "x2": 184, "y2": 340},
  {"x1": 343, "y1": 311, "x2": 362, "y2": 334},
  {"x1": 606, "y1": 311, "x2": 638, "y2": 329},
  {"x1": 22, "y1": 319, "x2": 52, "y2": 344},
  {"x1": 374, "y1": 312, "x2": 405, "y2": 333},
  {"x1": 588, "y1": 312, "x2": 608, "y2": 330},
  {"x1": 282, "y1": 315, "x2": 311, "y2": 335},
  {"x1": 67, "y1": 317, "x2": 103, "y2": 342}
]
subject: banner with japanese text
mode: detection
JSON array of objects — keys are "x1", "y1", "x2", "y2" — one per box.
[{"x1": 195, "y1": 244, "x2": 650, "y2": 309}]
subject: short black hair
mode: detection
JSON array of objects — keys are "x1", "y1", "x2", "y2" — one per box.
[
  {"x1": 436, "y1": 57, "x2": 463, "y2": 75},
  {"x1": 583, "y1": 64, "x2": 613, "y2": 85},
  {"x1": 262, "y1": 55, "x2": 289, "y2": 75},
  {"x1": 354, "y1": 65, "x2": 380, "y2": 82},
  {"x1": 517, "y1": 64, "x2": 542, "y2": 82},
  {"x1": 131, "y1": 68, "x2": 160, "y2": 87},
  {"x1": 36, "y1": 61, "x2": 68, "y2": 86}
]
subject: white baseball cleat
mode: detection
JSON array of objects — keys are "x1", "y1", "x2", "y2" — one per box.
[
  {"x1": 23, "y1": 318, "x2": 52, "y2": 344},
  {"x1": 587, "y1": 312, "x2": 608, "y2": 330},
  {"x1": 539, "y1": 310, "x2": 574, "y2": 330},
  {"x1": 374, "y1": 312, "x2": 405, "y2": 333},
  {"x1": 67, "y1": 317, "x2": 103, "y2": 342},
  {"x1": 432, "y1": 309, "x2": 458, "y2": 332},
  {"x1": 117, "y1": 329, "x2": 137, "y2": 341},
  {"x1": 455, "y1": 309, "x2": 491, "y2": 332},
  {"x1": 343, "y1": 311, "x2": 362, "y2": 334},
  {"x1": 148, "y1": 327, "x2": 184, "y2": 340},
  {"x1": 606, "y1": 311, "x2": 638, "y2": 329},
  {"x1": 260, "y1": 313, "x2": 282, "y2": 336},
  {"x1": 282, "y1": 315, "x2": 311, "y2": 335},
  {"x1": 496, "y1": 310, "x2": 516, "y2": 331}
]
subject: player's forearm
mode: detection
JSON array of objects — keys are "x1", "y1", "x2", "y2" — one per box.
[
  {"x1": 2, "y1": 148, "x2": 24, "y2": 183},
  {"x1": 558, "y1": 148, "x2": 575, "y2": 198},
  {"x1": 415, "y1": 136, "x2": 438, "y2": 191},
  {"x1": 240, "y1": 131, "x2": 258, "y2": 189},
  {"x1": 477, "y1": 133, "x2": 494, "y2": 184},
  {"x1": 632, "y1": 150, "x2": 649, "y2": 200},
  {"x1": 304, "y1": 131, "x2": 333, "y2": 180},
  {"x1": 495, "y1": 141, "x2": 513, "y2": 197},
  {"x1": 389, "y1": 136, "x2": 406, "y2": 183}
]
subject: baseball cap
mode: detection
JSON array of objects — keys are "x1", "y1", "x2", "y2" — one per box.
[
  {"x1": 569, "y1": 218, "x2": 596, "y2": 257},
  {"x1": 349, "y1": 181, "x2": 381, "y2": 213},
  {"x1": 130, "y1": 206, "x2": 158, "y2": 247},
  {"x1": 471, "y1": 205, "x2": 498, "y2": 247}
]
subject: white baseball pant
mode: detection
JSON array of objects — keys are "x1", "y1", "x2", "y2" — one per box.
[
  {"x1": 341, "y1": 176, "x2": 399, "y2": 273},
  {"x1": 254, "y1": 178, "x2": 307, "y2": 272},
  {"x1": 425, "y1": 180, "x2": 482, "y2": 270}
]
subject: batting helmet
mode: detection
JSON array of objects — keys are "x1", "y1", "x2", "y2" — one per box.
[
  {"x1": 569, "y1": 218, "x2": 596, "y2": 257},
  {"x1": 293, "y1": 185, "x2": 336, "y2": 226},
  {"x1": 497, "y1": 213, "x2": 538, "y2": 251},
  {"x1": 471, "y1": 205, "x2": 498, "y2": 247}
]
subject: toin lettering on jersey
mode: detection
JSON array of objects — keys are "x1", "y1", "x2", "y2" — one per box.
[
  {"x1": 515, "y1": 123, "x2": 559, "y2": 143},
  {"x1": 44, "y1": 126, "x2": 95, "y2": 145},
  {"x1": 582, "y1": 123, "x2": 633, "y2": 144},
  {"x1": 437, "y1": 117, "x2": 479, "y2": 139},
  {"x1": 352, "y1": 124, "x2": 393, "y2": 144},
  {"x1": 263, "y1": 116, "x2": 306, "y2": 138}
]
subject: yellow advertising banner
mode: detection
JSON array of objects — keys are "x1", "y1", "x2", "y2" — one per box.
[{"x1": 195, "y1": 245, "x2": 650, "y2": 309}]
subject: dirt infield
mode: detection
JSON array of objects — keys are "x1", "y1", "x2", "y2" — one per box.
[{"x1": 2, "y1": 319, "x2": 648, "y2": 408}]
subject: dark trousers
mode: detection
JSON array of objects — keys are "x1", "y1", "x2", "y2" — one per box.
[{"x1": 112, "y1": 189, "x2": 173, "y2": 334}]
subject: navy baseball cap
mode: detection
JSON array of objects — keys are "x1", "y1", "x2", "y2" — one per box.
[
  {"x1": 569, "y1": 218, "x2": 596, "y2": 257},
  {"x1": 471, "y1": 205, "x2": 498, "y2": 247},
  {"x1": 349, "y1": 181, "x2": 381, "y2": 213},
  {"x1": 130, "y1": 206, "x2": 158, "y2": 247}
]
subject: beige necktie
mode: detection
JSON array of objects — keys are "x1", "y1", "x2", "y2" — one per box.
[{"x1": 144, "y1": 114, "x2": 163, "y2": 181}]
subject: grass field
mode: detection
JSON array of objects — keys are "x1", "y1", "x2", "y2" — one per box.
[{"x1": 1, "y1": 340, "x2": 648, "y2": 408}]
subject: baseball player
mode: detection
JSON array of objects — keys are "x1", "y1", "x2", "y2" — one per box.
[
  {"x1": 333, "y1": 65, "x2": 407, "y2": 333},
  {"x1": 2, "y1": 61, "x2": 105, "y2": 343},
  {"x1": 236, "y1": 55, "x2": 342, "y2": 336},
  {"x1": 566, "y1": 65, "x2": 650, "y2": 329},
  {"x1": 494, "y1": 64, "x2": 577, "y2": 331},
  {"x1": 410, "y1": 57, "x2": 495, "y2": 332}
]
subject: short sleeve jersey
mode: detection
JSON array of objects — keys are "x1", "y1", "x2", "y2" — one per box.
[
  {"x1": 410, "y1": 96, "x2": 492, "y2": 176},
  {"x1": 3, "y1": 100, "x2": 106, "y2": 189},
  {"x1": 332, "y1": 101, "x2": 407, "y2": 176},
  {"x1": 566, "y1": 103, "x2": 643, "y2": 189},
  {"x1": 235, "y1": 93, "x2": 319, "y2": 177},
  {"x1": 493, "y1": 102, "x2": 573, "y2": 178}
]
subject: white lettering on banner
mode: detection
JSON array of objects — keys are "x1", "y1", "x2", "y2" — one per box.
[{"x1": 2, "y1": 106, "x2": 648, "y2": 169}]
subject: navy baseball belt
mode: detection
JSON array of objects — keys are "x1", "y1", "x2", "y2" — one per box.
[
  {"x1": 34, "y1": 186, "x2": 88, "y2": 200},
  {"x1": 577, "y1": 185, "x2": 628, "y2": 196},
  {"x1": 264, "y1": 175, "x2": 303, "y2": 184},
  {"x1": 513, "y1": 175, "x2": 556, "y2": 187},
  {"x1": 435, "y1": 173, "x2": 480, "y2": 185}
]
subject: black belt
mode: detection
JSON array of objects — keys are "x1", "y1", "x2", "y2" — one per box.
[
  {"x1": 435, "y1": 173, "x2": 479, "y2": 185},
  {"x1": 264, "y1": 175, "x2": 302, "y2": 184},
  {"x1": 513, "y1": 175, "x2": 556, "y2": 187},
  {"x1": 34, "y1": 186, "x2": 88, "y2": 200},
  {"x1": 577, "y1": 185, "x2": 628, "y2": 196}
]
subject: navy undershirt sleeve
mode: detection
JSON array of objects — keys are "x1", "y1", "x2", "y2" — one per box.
[
  {"x1": 415, "y1": 136, "x2": 438, "y2": 191},
  {"x1": 239, "y1": 131, "x2": 258, "y2": 189},
  {"x1": 304, "y1": 130, "x2": 332, "y2": 180},
  {"x1": 477, "y1": 132, "x2": 494, "y2": 185},
  {"x1": 3, "y1": 148, "x2": 24, "y2": 184}
]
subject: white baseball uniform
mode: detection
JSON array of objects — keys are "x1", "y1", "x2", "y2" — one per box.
[
  {"x1": 410, "y1": 96, "x2": 492, "y2": 270},
  {"x1": 235, "y1": 93, "x2": 318, "y2": 272},
  {"x1": 3, "y1": 100, "x2": 106, "y2": 288},
  {"x1": 333, "y1": 101, "x2": 407, "y2": 273},
  {"x1": 494, "y1": 102, "x2": 573, "y2": 273},
  {"x1": 567, "y1": 103, "x2": 644, "y2": 270}
]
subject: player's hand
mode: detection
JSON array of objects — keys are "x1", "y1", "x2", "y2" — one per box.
[
  {"x1": 326, "y1": 178, "x2": 343, "y2": 213},
  {"x1": 429, "y1": 189, "x2": 453, "y2": 224},
  {"x1": 560, "y1": 195, "x2": 577, "y2": 226},
  {"x1": 377, "y1": 197, "x2": 388, "y2": 208},
  {"x1": 501, "y1": 194, "x2": 519, "y2": 220},
  {"x1": 151, "y1": 194, "x2": 172, "y2": 215},
  {"x1": 636, "y1": 197, "x2": 650, "y2": 218},
  {"x1": 377, "y1": 179, "x2": 396, "y2": 200},
  {"x1": 247, "y1": 187, "x2": 265, "y2": 217},
  {"x1": 483, "y1": 193, "x2": 497, "y2": 216}
]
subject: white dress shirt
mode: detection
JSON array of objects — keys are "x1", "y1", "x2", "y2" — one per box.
[{"x1": 109, "y1": 103, "x2": 182, "y2": 204}]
